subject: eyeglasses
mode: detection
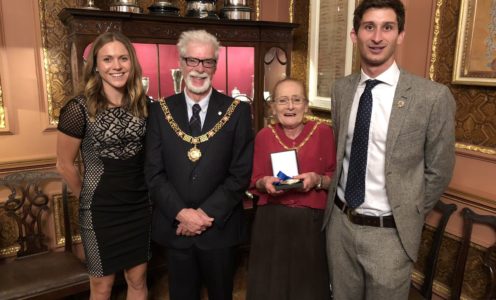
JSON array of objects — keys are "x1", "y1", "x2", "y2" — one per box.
[
  {"x1": 182, "y1": 57, "x2": 217, "y2": 68},
  {"x1": 273, "y1": 96, "x2": 306, "y2": 106}
]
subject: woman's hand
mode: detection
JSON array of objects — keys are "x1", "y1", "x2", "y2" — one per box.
[
  {"x1": 256, "y1": 176, "x2": 284, "y2": 196},
  {"x1": 293, "y1": 172, "x2": 321, "y2": 192},
  {"x1": 56, "y1": 131, "x2": 83, "y2": 198}
]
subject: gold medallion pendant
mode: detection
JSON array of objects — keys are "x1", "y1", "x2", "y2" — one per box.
[
  {"x1": 187, "y1": 145, "x2": 202, "y2": 162},
  {"x1": 159, "y1": 99, "x2": 240, "y2": 163}
]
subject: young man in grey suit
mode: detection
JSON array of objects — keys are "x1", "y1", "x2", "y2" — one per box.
[
  {"x1": 323, "y1": 0, "x2": 456, "y2": 298},
  {"x1": 145, "y1": 30, "x2": 254, "y2": 300}
]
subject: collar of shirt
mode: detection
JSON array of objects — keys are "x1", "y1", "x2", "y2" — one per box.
[
  {"x1": 185, "y1": 89, "x2": 212, "y2": 127},
  {"x1": 185, "y1": 88, "x2": 212, "y2": 112},
  {"x1": 359, "y1": 62, "x2": 400, "y2": 88}
]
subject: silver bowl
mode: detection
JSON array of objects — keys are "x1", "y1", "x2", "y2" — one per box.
[
  {"x1": 225, "y1": 0, "x2": 248, "y2": 6},
  {"x1": 109, "y1": 4, "x2": 141, "y2": 13},
  {"x1": 186, "y1": 0, "x2": 219, "y2": 19},
  {"x1": 112, "y1": 0, "x2": 138, "y2": 4}
]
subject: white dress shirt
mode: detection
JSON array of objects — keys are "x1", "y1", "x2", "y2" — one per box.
[
  {"x1": 185, "y1": 88, "x2": 212, "y2": 130},
  {"x1": 337, "y1": 62, "x2": 401, "y2": 216}
]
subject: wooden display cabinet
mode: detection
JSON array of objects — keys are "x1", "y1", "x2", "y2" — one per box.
[{"x1": 58, "y1": 8, "x2": 297, "y2": 131}]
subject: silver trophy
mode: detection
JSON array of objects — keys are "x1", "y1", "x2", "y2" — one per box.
[
  {"x1": 141, "y1": 76, "x2": 150, "y2": 94},
  {"x1": 80, "y1": 0, "x2": 100, "y2": 9},
  {"x1": 171, "y1": 69, "x2": 183, "y2": 94}
]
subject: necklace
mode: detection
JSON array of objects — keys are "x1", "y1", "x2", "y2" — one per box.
[
  {"x1": 269, "y1": 122, "x2": 320, "y2": 152},
  {"x1": 159, "y1": 99, "x2": 240, "y2": 162}
]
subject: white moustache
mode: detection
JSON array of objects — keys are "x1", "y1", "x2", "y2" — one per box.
[{"x1": 188, "y1": 71, "x2": 209, "y2": 79}]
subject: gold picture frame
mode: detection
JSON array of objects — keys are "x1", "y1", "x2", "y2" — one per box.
[
  {"x1": 307, "y1": 0, "x2": 357, "y2": 111},
  {"x1": 452, "y1": 0, "x2": 496, "y2": 86}
]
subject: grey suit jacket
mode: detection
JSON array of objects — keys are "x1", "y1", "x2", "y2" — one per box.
[{"x1": 323, "y1": 69, "x2": 456, "y2": 261}]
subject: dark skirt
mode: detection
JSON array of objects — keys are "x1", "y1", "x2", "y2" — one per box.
[
  {"x1": 246, "y1": 204, "x2": 331, "y2": 300},
  {"x1": 80, "y1": 153, "x2": 152, "y2": 277}
]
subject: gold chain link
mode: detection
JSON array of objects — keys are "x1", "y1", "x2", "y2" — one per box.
[
  {"x1": 268, "y1": 122, "x2": 320, "y2": 152},
  {"x1": 159, "y1": 99, "x2": 240, "y2": 145}
]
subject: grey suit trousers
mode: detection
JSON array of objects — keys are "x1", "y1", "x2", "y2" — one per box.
[{"x1": 326, "y1": 207, "x2": 412, "y2": 300}]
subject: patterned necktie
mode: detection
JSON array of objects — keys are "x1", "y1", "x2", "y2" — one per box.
[
  {"x1": 189, "y1": 103, "x2": 201, "y2": 136},
  {"x1": 345, "y1": 79, "x2": 382, "y2": 208}
]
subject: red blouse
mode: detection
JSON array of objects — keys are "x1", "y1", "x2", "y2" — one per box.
[{"x1": 250, "y1": 121, "x2": 336, "y2": 210}]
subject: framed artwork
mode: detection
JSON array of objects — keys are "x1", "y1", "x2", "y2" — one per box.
[
  {"x1": 453, "y1": 0, "x2": 496, "y2": 86},
  {"x1": 307, "y1": 0, "x2": 356, "y2": 111}
]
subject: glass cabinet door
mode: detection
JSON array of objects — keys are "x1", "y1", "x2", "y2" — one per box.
[{"x1": 225, "y1": 47, "x2": 255, "y2": 100}]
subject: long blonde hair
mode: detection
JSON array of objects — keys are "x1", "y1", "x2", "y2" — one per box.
[{"x1": 82, "y1": 31, "x2": 147, "y2": 119}]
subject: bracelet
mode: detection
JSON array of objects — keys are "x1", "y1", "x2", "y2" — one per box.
[{"x1": 316, "y1": 175, "x2": 323, "y2": 190}]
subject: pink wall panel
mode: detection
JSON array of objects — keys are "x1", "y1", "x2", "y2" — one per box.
[
  {"x1": 227, "y1": 47, "x2": 255, "y2": 99},
  {"x1": 134, "y1": 43, "x2": 159, "y2": 99},
  {"x1": 212, "y1": 47, "x2": 227, "y2": 95},
  {"x1": 158, "y1": 44, "x2": 180, "y2": 98}
]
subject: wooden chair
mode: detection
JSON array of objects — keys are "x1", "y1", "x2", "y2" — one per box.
[
  {"x1": 410, "y1": 200, "x2": 457, "y2": 300},
  {"x1": 451, "y1": 207, "x2": 496, "y2": 300},
  {"x1": 0, "y1": 171, "x2": 89, "y2": 300}
]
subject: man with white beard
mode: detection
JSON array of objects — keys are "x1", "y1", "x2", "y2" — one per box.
[{"x1": 145, "y1": 29, "x2": 254, "y2": 300}]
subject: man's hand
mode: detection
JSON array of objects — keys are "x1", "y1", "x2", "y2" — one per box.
[{"x1": 175, "y1": 208, "x2": 214, "y2": 236}]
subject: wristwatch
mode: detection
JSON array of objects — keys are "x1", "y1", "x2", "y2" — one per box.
[{"x1": 316, "y1": 175, "x2": 323, "y2": 190}]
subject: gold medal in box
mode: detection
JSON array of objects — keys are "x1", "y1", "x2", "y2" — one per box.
[{"x1": 270, "y1": 150, "x2": 303, "y2": 191}]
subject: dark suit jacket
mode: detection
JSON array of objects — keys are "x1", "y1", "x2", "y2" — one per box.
[
  {"x1": 323, "y1": 70, "x2": 456, "y2": 261},
  {"x1": 145, "y1": 89, "x2": 254, "y2": 250}
]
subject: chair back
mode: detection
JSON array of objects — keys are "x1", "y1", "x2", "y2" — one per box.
[
  {"x1": 420, "y1": 200, "x2": 457, "y2": 299},
  {"x1": 452, "y1": 207, "x2": 496, "y2": 299},
  {"x1": 0, "y1": 171, "x2": 73, "y2": 257}
]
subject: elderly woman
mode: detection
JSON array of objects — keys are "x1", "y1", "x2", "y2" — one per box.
[{"x1": 246, "y1": 78, "x2": 336, "y2": 300}]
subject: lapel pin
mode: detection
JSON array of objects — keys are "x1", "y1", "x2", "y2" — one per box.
[
  {"x1": 218, "y1": 111, "x2": 222, "y2": 116},
  {"x1": 397, "y1": 100, "x2": 405, "y2": 108}
]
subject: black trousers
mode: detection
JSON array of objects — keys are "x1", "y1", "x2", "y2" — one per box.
[{"x1": 167, "y1": 245, "x2": 236, "y2": 300}]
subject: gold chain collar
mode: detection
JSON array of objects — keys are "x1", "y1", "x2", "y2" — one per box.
[
  {"x1": 159, "y1": 99, "x2": 240, "y2": 161},
  {"x1": 269, "y1": 122, "x2": 320, "y2": 152}
]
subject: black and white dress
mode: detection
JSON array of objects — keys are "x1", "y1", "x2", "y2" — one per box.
[{"x1": 58, "y1": 96, "x2": 151, "y2": 277}]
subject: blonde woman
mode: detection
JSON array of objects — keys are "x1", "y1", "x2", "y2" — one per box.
[{"x1": 57, "y1": 32, "x2": 150, "y2": 300}]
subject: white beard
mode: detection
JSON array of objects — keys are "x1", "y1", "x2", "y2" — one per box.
[{"x1": 185, "y1": 71, "x2": 211, "y2": 94}]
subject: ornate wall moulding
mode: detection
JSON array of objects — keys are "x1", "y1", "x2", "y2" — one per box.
[
  {"x1": 290, "y1": 0, "x2": 309, "y2": 99},
  {"x1": 0, "y1": 158, "x2": 56, "y2": 175},
  {"x1": 53, "y1": 193, "x2": 81, "y2": 247},
  {"x1": 445, "y1": 187, "x2": 496, "y2": 214},
  {"x1": 38, "y1": 0, "x2": 74, "y2": 127},
  {"x1": 0, "y1": 82, "x2": 5, "y2": 132},
  {"x1": 0, "y1": 208, "x2": 20, "y2": 258},
  {"x1": 455, "y1": 142, "x2": 496, "y2": 157},
  {"x1": 0, "y1": 0, "x2": 11, "y2": 134}
]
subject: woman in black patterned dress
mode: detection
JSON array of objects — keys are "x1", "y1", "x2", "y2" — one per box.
[{"x1": 56, "y1": 32, "x2": 150, "y2": 300}]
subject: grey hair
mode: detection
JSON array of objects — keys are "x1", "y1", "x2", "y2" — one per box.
[{"x1": 177, "y1": 29, "x2": 220, "y2": 59}]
